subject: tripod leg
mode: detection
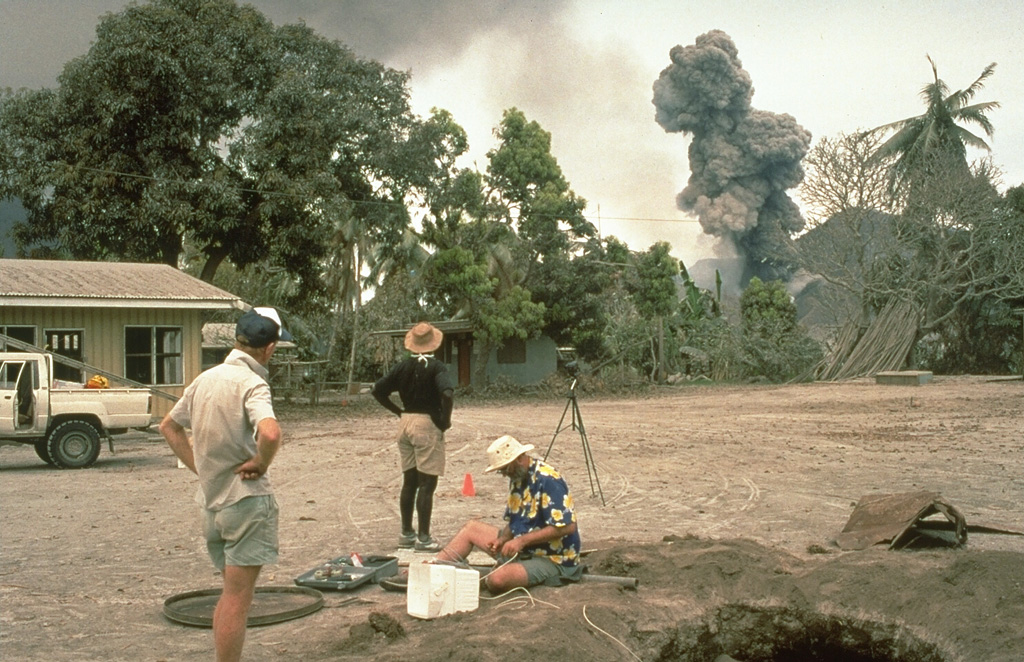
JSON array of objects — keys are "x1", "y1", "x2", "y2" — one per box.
[
  {"x1": 544, "y1": 396, "x2": 574, "y2": 461},
  {"x1": 572, "y1": 400, "x2": 606, "y2": 506},
  {"x1": 571, "y1": 401, "x2": 596, "y2": 495}
]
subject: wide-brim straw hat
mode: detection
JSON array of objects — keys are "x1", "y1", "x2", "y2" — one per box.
[
  {"x1": 484, "y1": 435, "x2": 535, "y2": 473},
  {"x1": 404, "y1": 322, "x2": 443, "y2": 353}
]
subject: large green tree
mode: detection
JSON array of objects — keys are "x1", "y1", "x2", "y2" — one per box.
[
  {"x1": 487, "y1": 109, "x2": 605, "y2": 363},
  {"x1": 526, "y1": 237, "x2": 617, "y2": 360},
  {"x1": 3, "y1": 0, "x2": 281, "y2": 268},
  {"x1": 626, "y1": 241, "x2": 680, "y2": 381},
  {"x1": 0, "y1": 0, "x2": 444, "y2": 312},
  {"x1": 416, "y1": 108, "x2": 600, "y2": 384},
  {"x1": 484, "y1": 108, "x2": 593, "y2": 267}
]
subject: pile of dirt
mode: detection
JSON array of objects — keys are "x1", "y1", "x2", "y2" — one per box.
[{"x1": 303, "y1": 537, "x2": 1023, "y2": 661}]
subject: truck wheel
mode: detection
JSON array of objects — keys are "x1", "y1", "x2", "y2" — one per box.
[
  {"x1": 47, "y1": 421, "x2": 102, "y2": 469},
  {"x1": 34, "y1": 440, "x2": 56, "y2": 466}
]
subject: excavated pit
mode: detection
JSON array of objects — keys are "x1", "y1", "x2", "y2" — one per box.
[{"x1": 656, "y1": 604, "x2": 950, "y2": 662}]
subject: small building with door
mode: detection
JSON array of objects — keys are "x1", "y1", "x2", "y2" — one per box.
[
  {"x1": 0, "y1": 259, "x2": 245, "y2": 418},
  {"x1": 371, "y1": 320, "x2": 560, "y2": 388}
]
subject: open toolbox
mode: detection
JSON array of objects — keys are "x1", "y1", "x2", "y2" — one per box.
[{"x1": 294, "y1": 554, "x2": 398, "y2": 591}]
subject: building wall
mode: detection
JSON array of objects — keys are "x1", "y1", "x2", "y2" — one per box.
[
  {"x1": 480, "y1": 335, "x2": 559, "y2": 385},
  {"x1": 379, "y1": 332, "x2": 559, "y2": 388},
  {"x1": 1, "y1": 306, "x2": 204, "y2": 419}
]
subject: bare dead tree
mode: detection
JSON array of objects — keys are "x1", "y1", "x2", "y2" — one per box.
[
  {"x1": 799, "y1": 134, "x2": 1024, "y2": 377},
  {"x1": 798, "y1": 132, "x2": 903, "y2": 338}
]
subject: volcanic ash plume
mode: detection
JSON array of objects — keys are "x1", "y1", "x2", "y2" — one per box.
[{"x1": 652, "y1": 30, "x2": 811, "y2": 282}]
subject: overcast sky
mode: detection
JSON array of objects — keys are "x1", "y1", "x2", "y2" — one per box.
[{"x1": 2, "y1": 0, "x2": 1022, "y2": 266}]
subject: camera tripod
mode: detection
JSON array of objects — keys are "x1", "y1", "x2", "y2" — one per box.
[{"x1": 543, "y1": 377, "x2": 606, "y2": 506}]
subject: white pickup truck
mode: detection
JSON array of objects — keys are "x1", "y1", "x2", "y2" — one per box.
[{"x1": 0, "y1": 352, "x2": 154, "y2": 468}]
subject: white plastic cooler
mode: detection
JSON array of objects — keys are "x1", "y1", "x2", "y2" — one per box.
[{"x1": 407, "y1": 562, "x2": 480, "y2": 619}]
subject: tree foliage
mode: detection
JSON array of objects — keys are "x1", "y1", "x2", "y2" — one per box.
[
  {"x1": 412, "y1": 107, "x2": 602, "y2": 383},
  {"x1": 869, "y1": 57, "x2": 999, "y2": 202},
  {"x1": 628, "y1": 241, "x2": 679, "y2": 319},
  {"x1": 741, "y1": 277, "x2": 797, "y2": 335},
  {"x1": 527, "y1": 236, "x2": 624, "y2": 360},
  {"x1": 484, "y1": 108, "x2": 593, "y2": 264},
  {"x1": 0, "y1": 0, "x2": 448, "y2": 314},
  {"x1": 739, "y1": 277, "x2": 821, "y2": 381},
  {"x1": 621, "y1": 241, "x2": 678, "y2": 380}
]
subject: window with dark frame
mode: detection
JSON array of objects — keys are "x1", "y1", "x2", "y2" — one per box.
[
  {"x1": 0, "y1": 325, "x2": 37, "y2": 350},
  {"x1": 496, "y1": 337, "x2": 527, "y2": 364},
  {"x1": 125, "y1": 326, "x2": 183, "y2": 385},
  {"x1": 44, "y1": 329, "x2": 83, "y2": 382}
]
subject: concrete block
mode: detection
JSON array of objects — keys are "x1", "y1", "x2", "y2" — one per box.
[{"x1": 875, "y1": 371, "x2": 933, "y2": 386}]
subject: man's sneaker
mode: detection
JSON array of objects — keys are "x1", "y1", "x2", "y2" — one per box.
[
  {"x1": 398, "y1": 532, "x2": 417, "y2": 549},
  {"x1": 414, "y1": 536, "x2": 443, "y2": 553}
]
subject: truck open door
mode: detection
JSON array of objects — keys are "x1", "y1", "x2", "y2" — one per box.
[
  {"x1": 0, "y1": 359, "x2": 17, "y2": 435},
  {"x1": 0, "y1": 357, "x2": 45, "y2": 435}
]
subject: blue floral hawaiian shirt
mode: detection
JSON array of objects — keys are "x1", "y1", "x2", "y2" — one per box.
[{"x1": 504, "y1": 459, "x2": 581, "y2": 567}]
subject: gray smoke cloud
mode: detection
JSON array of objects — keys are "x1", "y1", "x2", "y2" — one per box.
[
  {"x1": 2, "y1": 0, "x2": 570, "y2": 90},
  {"x1": 652, "y1": 30, "x2": 811, "y2": 283},
  {"x1": 249, "y1": 0, "x2": 568, "y2": 76}
]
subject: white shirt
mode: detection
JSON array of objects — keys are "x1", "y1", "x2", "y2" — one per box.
[{"x1": 169, "y1": 349, "x2": 277, "y2": 510}]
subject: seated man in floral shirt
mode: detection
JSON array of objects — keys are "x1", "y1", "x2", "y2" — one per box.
[{"x1": 434, "y1": 435, "x2": 583, "y2": 593}]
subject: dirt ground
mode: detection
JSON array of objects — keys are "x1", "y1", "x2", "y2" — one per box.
[{"x1": 2, "y1": 376, "x2": 1022, "y2": 661}]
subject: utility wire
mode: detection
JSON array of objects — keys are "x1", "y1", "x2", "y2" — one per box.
[{"x1": 71, "y1": 164, "x2": 702, "y2": 225}]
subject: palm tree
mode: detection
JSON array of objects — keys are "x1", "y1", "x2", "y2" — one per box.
[{"x1": 870, "y1": 56, "x2": 999, "y2": 188}]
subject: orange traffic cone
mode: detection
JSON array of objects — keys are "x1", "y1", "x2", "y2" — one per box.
[{"x1": 461, "y1": 473, "x2": 476, "y2": 497}]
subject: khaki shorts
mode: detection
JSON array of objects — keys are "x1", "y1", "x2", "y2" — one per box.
[
  {"x1": 397, "y1": 413, "x2": 446, "y2": 476},
  {"x1": 202, "y1": 495, "x2": 279, "y2": 570}
]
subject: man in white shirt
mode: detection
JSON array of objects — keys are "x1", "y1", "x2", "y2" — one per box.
[{"x1": 160, "y1": 308, "x2": 290, "y2": 662}]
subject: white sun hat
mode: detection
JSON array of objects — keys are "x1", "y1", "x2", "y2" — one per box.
[{"x1": 484, "y1": 435, "x2": 535, "y2": 473}]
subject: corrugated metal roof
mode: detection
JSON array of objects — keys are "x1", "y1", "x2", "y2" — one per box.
[
  {"x1": 202, "y1": 322, "x2": 237, "y2": 347},
  {"x1": 202, "y1": 322, "x2": 295, "y2": 349},
  {"x1": 0, "y1": 259, "x2": 244, "y2": 309}
]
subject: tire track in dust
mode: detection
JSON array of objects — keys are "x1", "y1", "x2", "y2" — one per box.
[
  {"x1": 695, "y1": 475, "x2": 731, "y2": 507},
  {"x1": 613, "y1": 473, "x2": 761, "y2": 527},
  {"x1": 603, "y1": 464, "x2": 630, "y2": 506},
  {"x1": 740, "y1": 477, "x2": 760, "y2": 510},
  {"x1": 343, "y1": 481, "x2": 369, "y2": 545},
  {"x1": 700, "y1": 475, "x2": 762, "y2": 535},
  {"x1": 610, "y1": 474, "x2": 729, "y2": 515},
  {"x1": 562, "y1": 458, "x2": 628, "y2": 508}
]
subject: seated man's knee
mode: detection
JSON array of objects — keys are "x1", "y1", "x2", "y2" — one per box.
[
  {"x1": 457, "y1": 520, "x2": 486, "y2": 537},
  {"x1": 483, "y1": 565, "x2": 528, "y2": 594},
  {"x1": 483, "y1": 573, "x2": 511, "y2": 594}
]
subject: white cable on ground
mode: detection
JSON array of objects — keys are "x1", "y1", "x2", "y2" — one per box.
[
  {"x1": 481, "y1": 586, "x2": 561, "y2": 610},
  {"x1": 494, "y1": 595, "x2": 561, "y2": 610},
  {"x1": 582, "y1": 605, "x2": 642, "y2": 662}
]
